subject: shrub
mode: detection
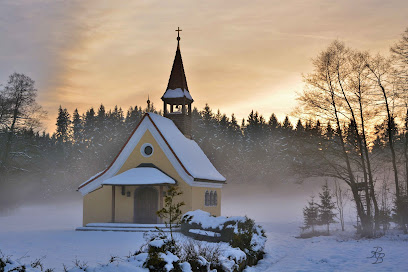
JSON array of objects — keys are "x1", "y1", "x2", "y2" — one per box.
[
  {"x1": 144, "y1": 231, "x2": 182, "y2": 272},
  {"x1": 181, "y1": 210, "x2": 267, "y2": 269},
  {"x1": 179, "y1": 239, "x2": 223, "y2": 271}
]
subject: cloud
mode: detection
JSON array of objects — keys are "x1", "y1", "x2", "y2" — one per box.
[{"x1": 0, "y1": 0, "x2": 407, "y2": 131}]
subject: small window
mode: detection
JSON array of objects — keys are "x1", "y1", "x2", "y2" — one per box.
[
  {"x1": 210, "y1": 191, "x2": 214, "y2": 206},
  {"x1": 141, "y1": 143, "x2": 154, "y2": 157},
  {"x1": 205, "y1": 190, "x2": 217, "y2": 207}
]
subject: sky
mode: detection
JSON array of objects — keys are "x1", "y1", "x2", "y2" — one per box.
[{"x1": 0, "y1": 0, "x2": 407, "y2": 132}]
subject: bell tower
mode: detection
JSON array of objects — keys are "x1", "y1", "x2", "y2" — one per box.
[{"x1": 162, "y1": 27, "x2": 194, "y2": 139}]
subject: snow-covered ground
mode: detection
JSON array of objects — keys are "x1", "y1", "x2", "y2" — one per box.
[{"x1": 1, "y1": 200, "x2": 407, "y2": 271}]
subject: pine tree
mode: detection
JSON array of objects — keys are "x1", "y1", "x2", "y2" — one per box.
[
  {"x1": 318, "y1": 183, "x2": 337, "y2": 234},
  {"x1": 56, "y1": 106, "x2": 71, "y2": 142},
  {"x1": 295, "y1": 119, "x2": 304, "y2": 132},
  {"x1": 268, "y1": 113, "x2": 280, "y2": 130},
  {"x1": 282, "y1": 116, "x2": 293, "y2": 131},
  {"x1": 72, "y1": 108, "x2": 82, "y2": 143},
  {"x1": 303, "y1": 196, "x2": 319, "y2": 234},
  {"x1": 326, "y1": 121, "x2": 334, "y2": 139}
]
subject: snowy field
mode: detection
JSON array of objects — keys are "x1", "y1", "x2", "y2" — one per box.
[{"x1": 1, "y1": 196, "x2": 408, "y2": 271}]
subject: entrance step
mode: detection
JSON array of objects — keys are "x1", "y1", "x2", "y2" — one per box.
[{"x1": 76, "y1": 223, "x2": 180, "y2": 232}]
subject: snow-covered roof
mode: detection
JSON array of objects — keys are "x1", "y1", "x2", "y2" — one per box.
[
  {"x1": 101, "y1": 167, "x2": 176, "y2": 186},
  {"x1": 78, "y1": 112, "x2": 225, "y2": 195},
  {"x1": 162, "y1": 88, "x2": 193, "y2": 100},
  {"x1": 148, "y1": 113, "x2": 225, "y2": 182}
]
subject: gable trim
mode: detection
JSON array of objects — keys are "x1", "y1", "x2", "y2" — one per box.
[
  {"x1": 78, "y1": 113, "x2": 224, "y2": 194},
  {"x1": 147, "y1": 114, "x2": 193, "y2": 177},
  {"x1": 78, "y1": 114, "x2": 148, "y2": 190}
]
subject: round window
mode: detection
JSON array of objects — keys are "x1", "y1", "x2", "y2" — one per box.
[{"x1": 141, "y1": 143, "x2": 154, "y2": 157}]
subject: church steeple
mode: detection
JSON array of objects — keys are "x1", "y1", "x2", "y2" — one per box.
[
  {"x1": 162, "y1": 27, "x2": 193, "y2": 102},
  {"x1": 162, "y1": 27, "x2": 193, "y2": 139}
]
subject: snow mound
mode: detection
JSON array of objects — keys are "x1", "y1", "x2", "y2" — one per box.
[{"x1": 182, "y1": 210, "x2": 246, "y2": 230}]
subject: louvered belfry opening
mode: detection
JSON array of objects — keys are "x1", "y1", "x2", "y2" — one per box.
[{"x1": 161, "y1": 28, "x2": 194, "y2": 139}]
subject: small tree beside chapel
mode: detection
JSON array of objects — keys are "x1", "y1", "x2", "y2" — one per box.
[{"x1": 157, "y1": 186, "x2": 185, "y2": 241}]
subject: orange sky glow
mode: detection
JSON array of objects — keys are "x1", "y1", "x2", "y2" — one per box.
[{"x1": 0, "y1": 0, "x2": 407, "y2": 132}]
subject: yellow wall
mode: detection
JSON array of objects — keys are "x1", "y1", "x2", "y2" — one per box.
[
  {"x1": 83, "y1": 186, "x2": 112, "y2": 226},
  {"x1": 192, "y1": 187, "x2": 221, "y2": 216},
  {"x1": 83, "y1": 129, "x2": 222, "y2": 225}
]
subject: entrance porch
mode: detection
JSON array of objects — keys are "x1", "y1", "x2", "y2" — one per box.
[{"x1": 102, "y1": 167, "x2": 176, "y2": 224}]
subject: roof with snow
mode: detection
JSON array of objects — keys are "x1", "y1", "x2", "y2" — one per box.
[
  {"x1": 101, "y1": 167, "x2": 176, "y2": 186},
  {"x1": 78, "y1": 112, "x2": 225, "y2": 195},
  {"x1": 161, "y1": 38, "x2": 193, "y2": 102},
  {"x1": 148, "y1": 113, "x2": 224, "y2": 181}
]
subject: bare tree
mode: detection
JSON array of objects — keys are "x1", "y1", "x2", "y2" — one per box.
[
  {"x1": 297, "y1": 41, "x2": 375, "y2": 236},
  {"x1": 364, "y1": 55, "x2": 408, "y2": 233},
  {"x1": 391, "y1": 28, "x2": 408, "y2": 192},
  {"x1": 333, "y1": 179, "x2": 348, "y2": 231},
  {"x1": 0, "y1": 73, "x2": 45, "y2": 172}
]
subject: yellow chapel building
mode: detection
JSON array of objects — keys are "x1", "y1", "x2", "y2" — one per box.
[{"x1": 77, "y1": 33, "x2": 225, "y2": 227}]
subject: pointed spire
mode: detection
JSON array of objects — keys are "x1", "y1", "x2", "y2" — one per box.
[
  {"x1": 147, "y1": 95, "x2": 151, "y2": 111},
  {"x1": 161, "y1": 27, "x2": 193, "y2": 102}
]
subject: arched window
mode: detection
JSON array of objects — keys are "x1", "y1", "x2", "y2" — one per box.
[
  {"x1": 213, "y1": 191, "x2": 218, "y2": 206},
  {"x1": 210, "y1": 191, "x2": 214, "y2": 206},
  {"x1": 205, "y1": 191, "x2": 209, "y2": 206}
]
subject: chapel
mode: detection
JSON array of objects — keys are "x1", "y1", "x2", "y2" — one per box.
[{"x1": 77, "y1": 29, "x2": 225, "y2": 226}]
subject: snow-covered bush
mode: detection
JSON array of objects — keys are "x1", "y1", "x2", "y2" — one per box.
[
  {"x1": 181, "y1": 210, "x2": 266, "y2": 268},
  {"x1": 0, "y1": 251, "x2": 56, "y2": 272},
  {"x1": 143, "y1": 232, "x2": 182, "y2": 272},
  {"x1": 179, "y1": 239, "x2": 222, "y2": 271}
]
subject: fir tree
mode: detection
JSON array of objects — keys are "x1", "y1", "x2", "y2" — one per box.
[
  {"x1": 268, "y1": 113, "x2": 280, "y2": 130},
  {"x1": 303, "y1": 196, "x2": 319, "y2": 234},
  {"x1": 72, "y1": 108, "x2": 82, "y2": 143},
  {"x1": 295, "y1": 119, "x2": 304, "y2": 132},
  {"x1": 282, "y1": 116, "x2": 293, "y2": 131},
  {"x1": 326, "y1": 121, "x2": 334, "y2": 139},
  {"x1": 56, "y1": 106, "x2": 70, "y2": 143},
  {"x1": 318, "y1": 183, "x2": 337, "y2": 234}
]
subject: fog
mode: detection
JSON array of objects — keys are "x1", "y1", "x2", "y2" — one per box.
[{"x1": 0, "y1": 177, "x2": 356, "y2": 231}]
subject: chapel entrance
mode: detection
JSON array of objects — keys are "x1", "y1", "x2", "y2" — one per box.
[{"x1": 134, "y1": 187, "x2": 158, "y2": 223}]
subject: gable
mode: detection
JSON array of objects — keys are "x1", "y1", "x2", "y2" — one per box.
[
  {"x1": 115, "y1": 129, "x2": 183, "y2": 184},
  {"x1": 78, "y1": 113, "x2": 224, "y2": 195}
]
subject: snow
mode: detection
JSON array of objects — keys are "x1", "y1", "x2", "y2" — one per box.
[
  {"x1": 162, "y1": 88, "x2": 193, "y2": 100},
  {"x1": 80, "y1": 170, "x2": 104, "y2": 187},
  {"x1": 183, "y1": 210, "x2": 246, "y2": 230},
  {"x1": 101, "y1": 167, "x2": 175, "y2": 186},
  {"x1": 189, "y1": 228, "x2": 221, "y2": 237},
  {"x1": 219, "y1": 246, "x2": 247, "y2": 272},
  {"x1": 250, "y1": 229, "x2": 267, "y2": 252},
  {"x1": 179, "y1": 262, "x2": 192, "y2": 272},
  {"x1": 2, "y1": 202, "x2": 408, "y2": 271},
  {"x1": 159, "y1": 251, "x2": 179, "y2": 271},
  {"x1": 86, "y1": 223, "x2": 167, "y2": 228},
  {"x1": 148, "y1": 113, "x2": 226, "y2": 182},
  {"x1": 149, "y1": 238, "x2": 165, "y2": 248}
]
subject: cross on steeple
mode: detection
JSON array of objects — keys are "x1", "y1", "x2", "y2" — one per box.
[{"x1": 175, "y1": 27, "x2": 182, "y2": 41}]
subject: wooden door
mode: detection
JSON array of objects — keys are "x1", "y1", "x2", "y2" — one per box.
[{"x1": 134, "y1": 187, "x2": 158, "y2": 223}]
